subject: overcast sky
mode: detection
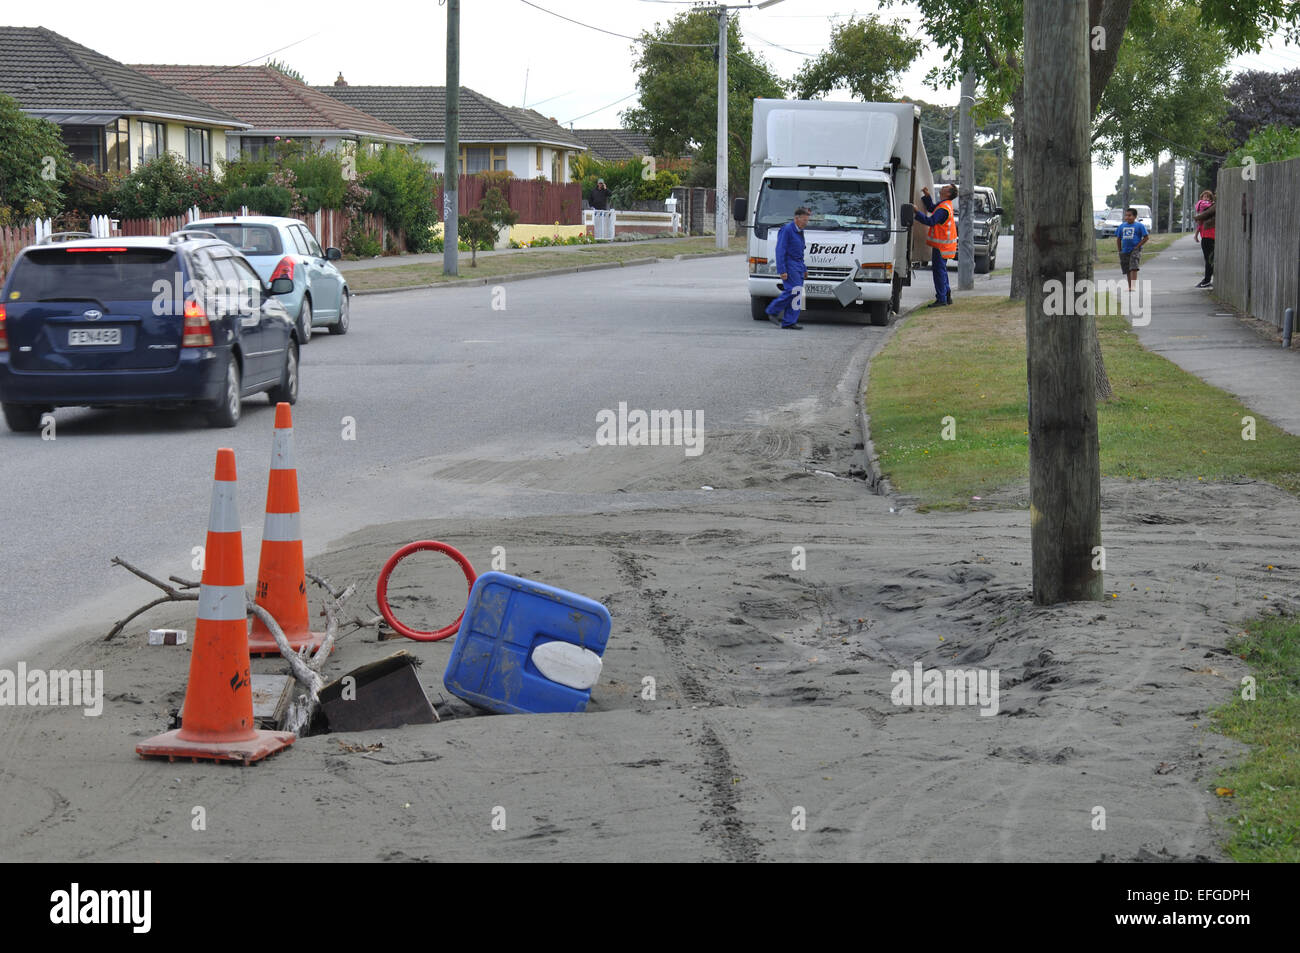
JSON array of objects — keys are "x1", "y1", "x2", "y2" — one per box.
[{"x1": 15, "y1": 0, "x2": 1299, "y2": 207}]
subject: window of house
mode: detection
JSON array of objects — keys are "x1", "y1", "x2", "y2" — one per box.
[
  {"x1": 186, "y1": 127, "x2": 211, "y2": 170},
  {"x1": 459, "y1": 145, "x2": 508, "y2": 174},
  {"x1": 138, "y1": 121, "x2": 166, "y2": 165},
  {"x1": 60, "y1": 125, "x2": 103, "y2": 169},
  {"x1": 106, "y1": 119, "x2": 130, "y2": 173},
  {"x1": 552, "y1": 150, "x2": 561, "y2": 182},
  {"x1": 536, "y1": 145, "x2": 543, "y2": 171}
]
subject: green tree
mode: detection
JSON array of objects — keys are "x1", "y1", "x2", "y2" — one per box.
[
  {"x1": 1197, "y1": 0, "x2": 1300, "y2": 49},
  {"x1": 1224, "y1": 124, "x2": 1300, "y2": 166},
  {"x1": 458, "y1": 187, "x2": 518, "y2": 266},
  {"x1": 793, "y1": 14, "x2": 921, "y2": 101},
  {"x1": 622, "y1": 10, "x2": 785, "y2": 196},
  {"x1": 0, "y1": 93, "x2": 71, "y2": 223},
  {"x1": 1091, "y1": 0, "x2": 1231, "y2": 171},
  {"x1": 356, "y1": 145, "x2": 439, "y2": 252},
  {"x1": 265, "y1": 59, "x2": 306, "y2": 84}
]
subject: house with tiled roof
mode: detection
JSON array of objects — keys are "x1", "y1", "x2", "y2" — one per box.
[
  {"x1": 571, "y1": 128, "x2": 652, "y2": 162},
  {"x1": 133, "y1": 65, "x2": 417, "y2": 162},
  {"x1": 0, "y1": 26, "x2": 248, "y2": 173},
  {"x1": 318, "y1": 82, "x2": 587, "y2": 182}
]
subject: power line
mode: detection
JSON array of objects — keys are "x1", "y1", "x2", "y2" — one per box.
[
  {"x1": 517, "y1": 0, "x2": 715, "y2": 47},
  {"x1": 165, "y1": 32, "x2": 323, "y2": 87},
  {"x1": 562, "y1": 91, "x2": 639, "y2": 125}
]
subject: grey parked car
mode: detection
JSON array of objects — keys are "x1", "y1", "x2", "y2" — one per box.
[
  {"x1": 183, "y1": 216, "x2": 349, "y2": 344},
  {"x1": 933, "y1": 183, "x2": 1003, "y2": 273}
]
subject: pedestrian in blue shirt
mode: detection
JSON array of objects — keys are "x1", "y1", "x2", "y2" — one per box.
[
  {"x1": 1116, "y1": 207, "x2": 1149, "y2": 290},
  {"x1": 766, "y1": 206, "x2": 810, "y2": 329}
]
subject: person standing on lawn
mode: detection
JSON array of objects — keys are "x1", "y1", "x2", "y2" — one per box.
[
  {"x1": 914, "y1": 184, "x2": 957, "y2": 307},
  {"x1": 765, "y1": 206, "x2": 810, "y2": 329},
  {"x1": 1194, "y1": 189, "x2": 1216, "y2": 288},
  {"x1": 1117, "y1": 207, "x2": 1149, "y2": 291}
]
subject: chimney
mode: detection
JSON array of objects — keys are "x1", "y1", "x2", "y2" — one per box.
[{"x1": 334, "y1": 72, "x2": 348, "y2": 86}]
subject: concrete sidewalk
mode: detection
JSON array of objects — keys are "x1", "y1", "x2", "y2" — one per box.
[{"x1": 1131, "y1": 234, "x2": 1299, "y2": 435}]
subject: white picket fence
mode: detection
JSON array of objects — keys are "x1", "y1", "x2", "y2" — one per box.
[{"x1": 30, "y1": 215, "x2": 116, "y2": 241}]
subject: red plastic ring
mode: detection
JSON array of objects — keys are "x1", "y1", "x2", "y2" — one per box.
[{"x1": 376, "y1": 541, "x2": 478, "y2": 642}]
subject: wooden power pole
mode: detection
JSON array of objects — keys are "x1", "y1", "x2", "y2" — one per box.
[
  {"x1": 443, "y1": 0, "x2": 459, "y2": 276},
  {"x1": 1024, "y1": 0, "x2": 1103, "y2": 605}
]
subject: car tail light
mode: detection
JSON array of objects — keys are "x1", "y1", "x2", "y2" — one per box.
[
  {"x1": 182, "y1": 300, "x2": 214, "y2": 347},
  {"x1": 270, "y1": 257, "x2": 295, "y2": 283},
  {"x1": 0, "y1": 304, "x2": 7, "y2": 351},
  {"x1": 65, "y1": 247, "x2": 128, "y2": 252}
]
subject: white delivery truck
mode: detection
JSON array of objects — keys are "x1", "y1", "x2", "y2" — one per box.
[{"x1": 734, "y1": 99, "x2": 934, "y2": 325}]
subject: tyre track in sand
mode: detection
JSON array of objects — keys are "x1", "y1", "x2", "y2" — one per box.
[{"x1": 613, "y1": 548, "x2": 761, "y2": 862}]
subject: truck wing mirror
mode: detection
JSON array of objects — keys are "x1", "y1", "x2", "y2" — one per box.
[
  {"x1": 994, "y1": 206, "x2": 1004, "y2": 216},
  {"x1": 900, "y1": 203, "x2": 915, "y2": 228},
  {"x1": 732, "y1": 197, "x2": 748, "y2": 222}
]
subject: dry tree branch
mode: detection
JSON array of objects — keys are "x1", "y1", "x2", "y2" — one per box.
[{"x1": 104, "y1": 557, "x2": 199, "y2": 641}]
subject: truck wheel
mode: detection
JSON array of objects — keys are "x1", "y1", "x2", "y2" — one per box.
[
  {"x1": 975, "y1": 254, "x2": 991, "y2": 274},
  {"x1": 868, "y1": 301, "x2": 890, "y2": 326},
  {"x1": 890, "y1": 274, "x2": 903, "y2": 314},
  {"x1": 751, "y1": 297, "x2": 773, "y2": 321}
]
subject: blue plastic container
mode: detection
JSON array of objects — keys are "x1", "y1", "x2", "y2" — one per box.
[{"x1": 443, "y1": 571, "x2": 612, "y2": 714}]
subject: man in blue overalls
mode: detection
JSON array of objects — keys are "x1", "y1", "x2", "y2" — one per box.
[{"x1": 766, "y1": 206, "x2": 811, "y2": 330}]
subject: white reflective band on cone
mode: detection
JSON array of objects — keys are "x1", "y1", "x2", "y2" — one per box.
[
  {"x1": 262, "y1": 511, "x2": 301, "y2": 542},
  {"x1": 207, "y1": 480, "x2": 240, "y2": 533},
  {"x1": 198, "y1": 584, "x2": 248, "y2": 621},
  {"x1": 270, "y1": 430, "x2": 295, "y2": 470}
]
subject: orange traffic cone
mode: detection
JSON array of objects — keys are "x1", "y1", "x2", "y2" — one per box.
[
  {"x1": 247, "y1": 403, "x2": 326, "y2": 656},
  {"x1": 136, "y1": 448, "x2": 295, "y2": 765}
]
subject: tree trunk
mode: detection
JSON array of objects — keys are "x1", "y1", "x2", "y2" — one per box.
[
  {"x1": 1009, "y1": 84, "x2": 1028, "y2": 300},
  {"x1": 1024, "y1": 0, "x2": 1103, "y2": 605}
]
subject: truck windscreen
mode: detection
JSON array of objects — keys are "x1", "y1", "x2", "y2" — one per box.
[{"x1": 756, "y1": 179, "x2": 891, "y2": 237}]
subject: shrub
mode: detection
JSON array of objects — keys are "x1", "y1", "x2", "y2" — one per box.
[
  {"x1": 223, "y1": 184, "x2": 295, "y2": 217},
  {"x1": 1224, "y1": 124, "x2": 1300, "y2": 168},
  {"x1": 107, "y1": 152, "x2": 224, "y2": 218},
  {"x1": 356, "y1": 145, "x2": 438, "y2": 252},
  {"x1": 0, "y1": 92, "x2": 72, "y2": 220}
]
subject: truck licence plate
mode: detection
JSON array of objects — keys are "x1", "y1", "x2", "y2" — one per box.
[
  {"x1": 805, "y1": 283, "x2": 833, "y2": 296},
  {"x1": 68, "y1": 328, "x2": 121, "y2": 346}
]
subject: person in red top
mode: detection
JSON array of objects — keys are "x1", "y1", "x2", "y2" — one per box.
[{"x1": 1194, "y1": 189, "x2": 1216, "y2": 289}]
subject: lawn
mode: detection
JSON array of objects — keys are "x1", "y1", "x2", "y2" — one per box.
[{"x1": 866, "y1": 297, "x2": 1300, "y2": 510}]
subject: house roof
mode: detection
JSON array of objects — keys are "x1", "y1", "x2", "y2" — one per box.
[
  {"x1": 572, "y1": 128, "x2": 652, "y2": 161},
  {"x1": 133, "y1": 65, "x2": 416, "y2": 142},
  {"x1": 0, "y1": 26, "x2": 246, "y2": 127},
  {"x1": 317, "y1": 85, "x2": 588, "y2": 150}
]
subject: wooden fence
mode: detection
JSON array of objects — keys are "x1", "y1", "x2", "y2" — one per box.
[
  {"x1": 438, "y1": 175, "x2": 581, "y2": 225},
  {"x1": 0, "y1": 223, "x2": 40, "y2": 285},
  {"x1": 1215, "y1": 155, "x2": 1300, "y2": 334}
]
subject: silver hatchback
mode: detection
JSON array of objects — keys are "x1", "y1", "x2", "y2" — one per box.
[{"x1": 184, "y1": 216, "x2": 350, "y2": 344}]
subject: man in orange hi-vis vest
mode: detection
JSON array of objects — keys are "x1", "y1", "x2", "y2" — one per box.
[{"x1": 914, "y1": 184, "x2": 957, "y2": 307}]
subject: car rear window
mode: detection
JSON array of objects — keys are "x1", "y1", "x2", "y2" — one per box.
[
  {"x1": 6, "y1": 247, "x2": 180, "y2": 302},
  {"x1": 196, "y1": 224, "x2": 283, "y2": 256}
]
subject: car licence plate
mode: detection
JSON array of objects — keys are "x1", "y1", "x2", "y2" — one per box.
[
  {"x1": 68, "y1": 328, "x2": 121, "y2": 346},
  {"x1": 805, "y1": 283, "x2": 833, "y2": 296}
]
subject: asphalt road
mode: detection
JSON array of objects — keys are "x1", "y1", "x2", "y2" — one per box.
[{"x1": 0, "y1": 254, "x2": 939, "y2": 663}]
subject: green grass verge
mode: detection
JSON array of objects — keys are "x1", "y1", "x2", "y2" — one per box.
[
  {"x1": 1212, "y1": 616, "x2": 1300, "y2": 862},
  {"x1": 346, "y1": 237, "x2": 745, "y2": 291},
  {"x1": 866, "y1": 298, "x2": 1300, "y2": 510}
]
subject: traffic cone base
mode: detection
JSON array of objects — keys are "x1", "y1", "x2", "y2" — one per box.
[{"x1": 136, "y1": 728, "x2": 294, "y2": 765}]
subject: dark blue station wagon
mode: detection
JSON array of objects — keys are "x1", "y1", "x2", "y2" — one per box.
[{"x1": 0, "y1": 232, "x2": 301, "y2": 431}]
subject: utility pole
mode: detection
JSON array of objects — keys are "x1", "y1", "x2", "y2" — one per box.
[
  {"x1": 997, "y1": 133, "x2": 1004, "y2": 202},
  {"x1": 443, "y1": 0, "x2": 459, "y2": 276},
  {"x1": 957, "y1": 68, "x2": 975, "y2": 290},
  {"x1": 1023, "y1": 0, "x2": 1102, "y2": 605},
  {"x1": 1168, "y1": 155, "x2": 1175, "y2": 231},
  {"x1": 1153, "y1": 152, "x2": 1160, "y2": 234},
  {"x1": 1120, "y1": 137, "x2": 1130, "y2": 212},
  {"x1": 714, "y1": 4, "x2": 729, "y2": 250}
]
